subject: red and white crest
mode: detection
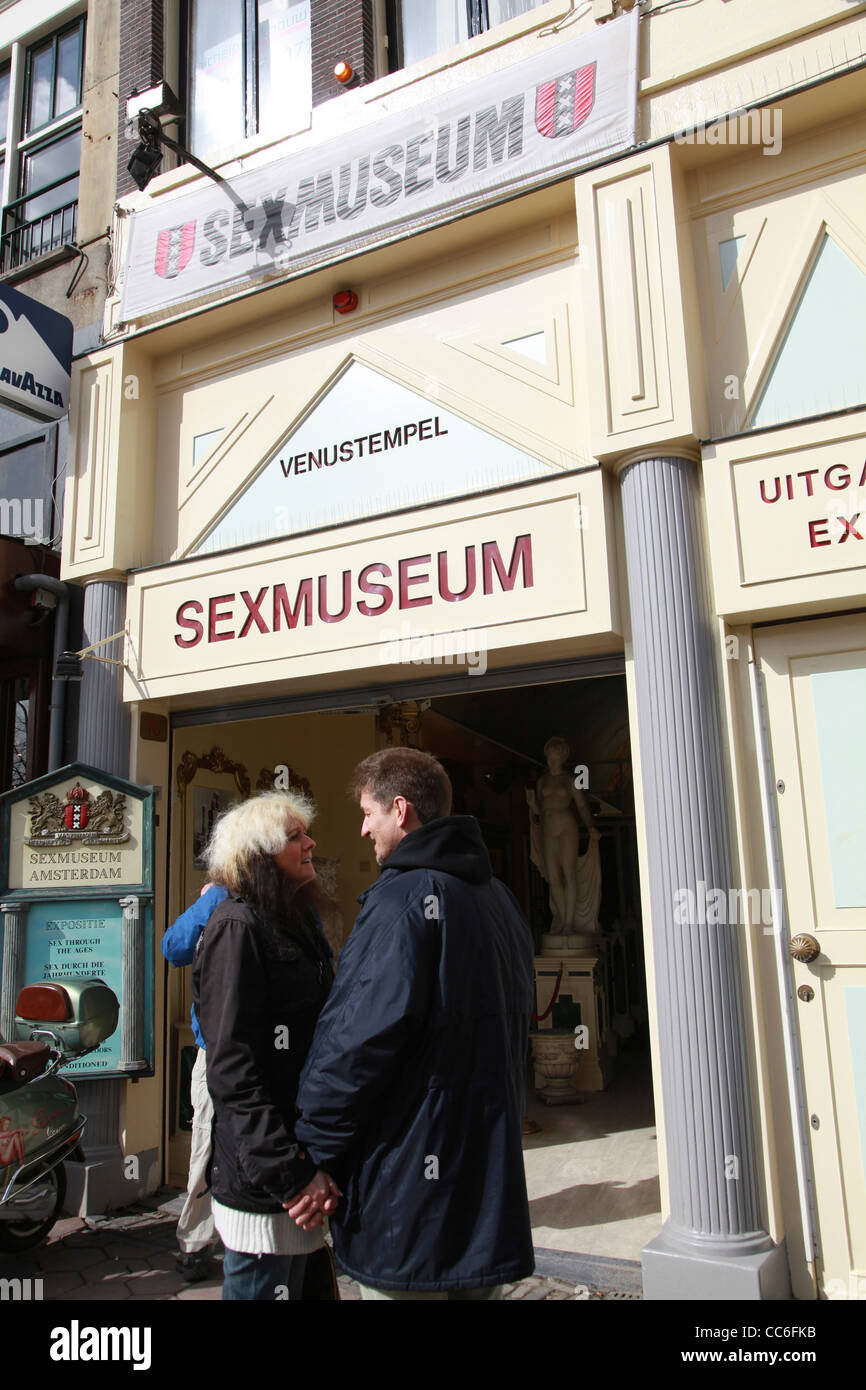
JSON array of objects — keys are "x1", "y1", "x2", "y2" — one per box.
[
  {"x1": 64, "y1": 782, "x2": 89, "y2": 831},
  {"x1": 535, "y1": 63, "x2": 596, "y2": 139},
  {"x1": 154, "y1": 222, "x2": 197, "y2": 279}
]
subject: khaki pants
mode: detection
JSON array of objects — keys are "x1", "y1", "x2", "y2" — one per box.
[{"x1": 177, "y1": 1047, "x2": 215, "y2": 1253}]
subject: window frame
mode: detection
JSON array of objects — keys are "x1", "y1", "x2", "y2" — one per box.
[
  {"x1": 0, "y1": 13, "x2": 85, "y2": 274},
  {"x1": 186, "y1": 0, "x2": 313, "y2": 158},
  {"x1": 385, "y1": 0, "x2": 538, "y2": 73}
]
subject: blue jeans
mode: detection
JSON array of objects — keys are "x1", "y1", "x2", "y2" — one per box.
[{"x1": 222, "y1": 1249, "x2": 308, "y2": 1301}]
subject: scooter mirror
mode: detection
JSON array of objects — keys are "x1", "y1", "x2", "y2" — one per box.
[{"x1": 14, "y1": 976, "x2": 119, "y2": 1055}]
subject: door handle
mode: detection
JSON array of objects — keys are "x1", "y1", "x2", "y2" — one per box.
[{"x1": 789, "y1": 933, "x2": 821, "y2": 963}]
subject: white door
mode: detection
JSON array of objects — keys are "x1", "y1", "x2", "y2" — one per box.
[{"x1": 756, "y1": 613, "x2": 866, "y2": 1298}]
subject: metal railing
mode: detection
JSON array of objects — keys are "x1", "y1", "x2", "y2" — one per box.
[{"x1": 1, "y1": 176, "x2": 78, "y2": 273}]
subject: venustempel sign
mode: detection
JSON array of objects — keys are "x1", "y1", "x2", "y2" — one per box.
[{"x1": 120, "y1": 10, "x2": 638, "y2": 322}]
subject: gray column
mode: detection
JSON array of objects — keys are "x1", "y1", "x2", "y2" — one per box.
[
  {"x1": 78, "y1": 579, "x2": 130, "y2": 779},
  {"x1": 119, "y1": 895, "x2": 147, "y2": 1071},
  {"x1": 0, "y1": 902, "x2": 27, "y2": 1040},
  {"x1": 70, "y1": 580, "x2": 132, "y2": 1212},
  {"x1": 619, "y1": 453, "x2": 789, "y2": 1300}
]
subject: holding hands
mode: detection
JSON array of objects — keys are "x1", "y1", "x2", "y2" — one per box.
[{"x1": 284, "y1": 1169, "x2": 341, "y2": 1229}]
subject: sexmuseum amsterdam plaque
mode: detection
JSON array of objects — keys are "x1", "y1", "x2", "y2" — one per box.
[{"x1": 0, "y1": 764, "x2": 155, "y2": 1078}]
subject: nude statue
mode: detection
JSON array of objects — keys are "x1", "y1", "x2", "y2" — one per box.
[{"x1": 527, "y1": 735, "x2": 601, "y2": 933}]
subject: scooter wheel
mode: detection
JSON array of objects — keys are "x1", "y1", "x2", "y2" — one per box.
[{"x1": 0, "y1": 1161, "x2": 66, "y2": 1250}]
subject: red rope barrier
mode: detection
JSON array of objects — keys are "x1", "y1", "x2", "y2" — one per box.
[{"x1": 532, "y1": 961, "x2": 564, "y2": 1022}]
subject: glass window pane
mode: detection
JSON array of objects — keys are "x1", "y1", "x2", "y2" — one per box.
[
  {"x1": 56, "y1": 26, "x2": 83, "y2": 117},
  {"x1": 12, "y1": 678, "x2": 30, "y2": 787},
  {"x1": 190, "y1": 0, "x2": 245, "y2": 155},
  {"x1": 27, "y1": 42, "x2": 54, "y2": 132},
  {"x1": 486, "y1": 0, "x2": 545, "y2": 26},
  {"x1": 399, "y1": 0, "x2": 469, "y2": 67},
  {"x1": 0, "y1": 66, "x2": 10, "y2": 144},
  {"x1": 20, "y1": 128, "x2": 80, "y2": 228},
  {"x1": 751, "y1": 235, "x2": 866, "y2": 428},
  {"x1": 257, "y1": 0, "x2": 311, "y2": 137}
]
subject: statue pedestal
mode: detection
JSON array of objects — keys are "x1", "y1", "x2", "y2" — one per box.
[{"x1": 532, "y1": 950, "x2": 613, "y2": 1093}]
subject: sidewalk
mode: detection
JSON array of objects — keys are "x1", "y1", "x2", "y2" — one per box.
[{"x1": 0, "y1": 1187, "x2": 642, "y2": 1301}]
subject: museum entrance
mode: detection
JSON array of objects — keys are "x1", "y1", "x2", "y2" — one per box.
[{"x1": 165, "y1": 662, "x2": 661, "y2": 1268}]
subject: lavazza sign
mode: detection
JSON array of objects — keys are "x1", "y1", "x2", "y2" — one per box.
[{"x1": 121, "y1": 12, "x2": 638, "y2": 320}]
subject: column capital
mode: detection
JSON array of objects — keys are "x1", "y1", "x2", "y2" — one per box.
[{"x1": 611, "y1": 442, "x2": 702, "y2": 477}]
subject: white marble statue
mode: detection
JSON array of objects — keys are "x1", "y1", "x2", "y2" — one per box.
[{"x1": 527, "y1": 735, "x2": 602, "y2": 937}]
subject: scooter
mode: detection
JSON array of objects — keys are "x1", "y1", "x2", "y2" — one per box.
[{"x1": 0, "y1": 976, "x2": 119, "y2": 1251}]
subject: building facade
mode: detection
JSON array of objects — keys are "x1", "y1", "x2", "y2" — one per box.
[
  {"x1": 54, "y1": 0, "x2": 866, "y2": 1299},
  {"x1": 0, "y1": 0, "x2": 118, "y2": 789}
]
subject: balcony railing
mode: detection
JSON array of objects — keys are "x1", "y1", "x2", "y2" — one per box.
[{"x1": 1, "y1": 177, "x2": 78, "y2": 274}]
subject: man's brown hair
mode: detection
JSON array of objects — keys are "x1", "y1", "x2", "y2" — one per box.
[{"x1": 351, "y1": 748, "x2": 452, "y2": 824}]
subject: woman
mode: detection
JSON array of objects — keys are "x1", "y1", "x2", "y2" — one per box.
[{"x1": 191, "y1": 790, "x2": 339, "y2": 1300}]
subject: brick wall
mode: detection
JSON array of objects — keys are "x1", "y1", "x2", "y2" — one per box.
[
  {"x1": 311, "y1": 0, "x2": 377, "y2": 107},
  {"x1": 116, "y1": 0, "x2": 165, "y2": 199}
]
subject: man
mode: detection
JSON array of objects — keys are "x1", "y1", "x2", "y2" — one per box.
[
  {"x1": 292, "y1": 747, "x2": 536, "y2": 1299},
  {"x1": 161, "y1": 881, "x2": 227, "y2": 1282}
]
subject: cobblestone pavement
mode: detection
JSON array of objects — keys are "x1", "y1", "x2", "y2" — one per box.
[{"x1": 0, "y1": 1188, "x2": 641, "y2": 1301}]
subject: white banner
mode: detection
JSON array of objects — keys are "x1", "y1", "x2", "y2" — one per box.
[{"x1": 121, "y1": 11, "x2": 638, "y2": 322}]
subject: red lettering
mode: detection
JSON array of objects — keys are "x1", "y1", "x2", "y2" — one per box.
[
  {"x1": 175, "y1": 600, "x2": 204, "y2": 648},
  {"x1": 238, "y1": 587, "x2": 269, "y2": 637},
  {"x1": 357, "y1": 563, "x2": 393, "y2": 616},
  {"x1": 318, "y1": 572, "x2": 352, "y2": 622},
  {"x1": 438, "y1": 547, "x2": 477, "y2": 602},
  {"x1": 209, "y1": 594, "x2": 235, "y2": 642},
  {"x1": 838, "y1": 513, "x2": 863, "y2": 542},
  {"x1": 797, "y1": 469, "x2": 819, "y2": 496},
  {"x1": 482, "y1": 535, "x2": 534, "y2": 595},
  {"x1": 824, "y1": 464, "x2": 850, "y2": 490},
  {"x1": 399, "y1": 555, "x2": 433, "y2": 609},
  {"x1": 759, "y1": 477, "x2": 781, "y2": 504},
  {"x1": 859, "y1": 459, "x2": 866, "y2": 488},
  {"x1": 273, "y1": 580, "x2": 312, "y2": 629},
  {"x1": 808, "y1": 519, "x2": 831, "y2": 548}
]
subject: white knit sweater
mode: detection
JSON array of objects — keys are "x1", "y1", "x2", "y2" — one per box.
[{"x1": 212, "y1": 1199, "x2": 325, "y2": 1256}]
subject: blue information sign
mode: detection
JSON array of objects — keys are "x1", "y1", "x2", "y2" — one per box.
[{"x1": 23, "y1": 899, "x2": 125, "y2": 1075}]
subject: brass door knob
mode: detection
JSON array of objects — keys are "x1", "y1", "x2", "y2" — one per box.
[{"x1": 789, "y1": 933, "x2": 820, "y2": 963}]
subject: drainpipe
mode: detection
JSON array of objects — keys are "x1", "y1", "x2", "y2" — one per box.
[{"x1": 13, "y1": 574, "x2": 70, "y2": 772}]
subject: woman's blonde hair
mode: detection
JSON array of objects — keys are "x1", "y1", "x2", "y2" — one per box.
[{"x1": 203, "y1": 789, "x2": 314, "y2": 894}]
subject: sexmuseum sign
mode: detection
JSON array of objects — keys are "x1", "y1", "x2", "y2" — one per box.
[
  {"x1": 120, "y1": 11, "x2": 638, "y2": 321},
  {"x1": 125, "y1": 474, "x2": 615, "y2": 700}
]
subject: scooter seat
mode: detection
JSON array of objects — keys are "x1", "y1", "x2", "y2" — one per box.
[{"x1": 0, "y1": 1041, "x2": 51, "y2": 1082}]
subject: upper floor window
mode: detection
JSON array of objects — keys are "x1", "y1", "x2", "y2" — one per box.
[
  {"x1": 0, "y1": 16, "x2": 85, "y2": 273},
  {"x1": 189, "y1": 0, "x2": 311, "y2": 157},
  {"x1": 386, "y1": 0, "x2": 547, "y2": 70}
]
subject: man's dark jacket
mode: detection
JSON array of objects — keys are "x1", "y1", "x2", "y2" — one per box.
[
  {"x1": 295, "y1": 815, "x2": 536, "y2": 1291},
  {"x1": 192, "y1": 894, "x2": 333, "y2": 1213}
]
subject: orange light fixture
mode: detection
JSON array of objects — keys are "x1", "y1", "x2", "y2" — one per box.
[{"x1": 334, "y1": 59, "x2": 353, "y2": 84}]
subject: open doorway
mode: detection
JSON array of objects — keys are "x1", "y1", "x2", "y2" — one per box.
[{"x1": 417, "y1": 674, "x2": 661, "y2": 1268}]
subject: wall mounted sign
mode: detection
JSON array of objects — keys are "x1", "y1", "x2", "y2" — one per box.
[
  {"x1": 120, "y1": 11, "x2": 638, "y2": 321},
  {"x1": 703, "y1": 417, "x2": 866, "y2": 617},
  {"x1": 0, "y1": 282, "x2": 72, "y2": 421},
  {"x1": 125, "y1": 471, "x2": 617, "y2": 701},
  {"x1": 0, "y1": 764, "x2": 155, "y2": 1079},
  {"x1": 193, "y1": 360, "x2": 568, "y2": 553}
]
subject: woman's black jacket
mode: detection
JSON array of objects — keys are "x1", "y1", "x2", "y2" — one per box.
[{"x1": 192, "y1": 892, "x2": 333, "y2": 1213}]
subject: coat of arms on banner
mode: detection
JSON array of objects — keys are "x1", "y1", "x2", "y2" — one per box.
[
  {"x1": 154, "y1": 222, "x2": 196, "y2": 279},
  {"x1": 536, "y1": 63, "x2": 596, "y2": 138},
  {"x1": 26, "y1": 782, "x2": 129, "y2": 847}
]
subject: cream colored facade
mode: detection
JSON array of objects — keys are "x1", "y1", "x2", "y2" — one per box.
[{"x1": 61, "y1": 0, "x2": 866, "y2": 1299}]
